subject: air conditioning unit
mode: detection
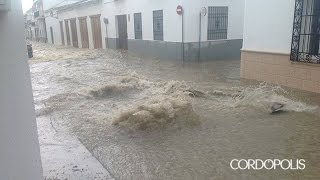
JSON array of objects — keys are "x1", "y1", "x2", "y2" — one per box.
[{"x1": 0, "y1": 0, "x2": 10, "y2": 12}]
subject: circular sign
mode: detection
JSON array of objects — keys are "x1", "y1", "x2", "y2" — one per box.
[
  {"x1": 201, "y1": 7, "x2": 207, "y2": 16},
  {"x1": 176, "y1": 5, "x2": 183, "y2": 15}
]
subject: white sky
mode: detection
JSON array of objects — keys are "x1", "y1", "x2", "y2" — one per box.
[{"x1": 22, "y1": 0, "x2": 34, "y2": 13}]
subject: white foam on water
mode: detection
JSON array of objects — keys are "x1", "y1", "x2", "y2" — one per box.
[
  {"x1": 225, "y1": 83, "x2": 319, "y2": 113},
  {"x1": 112, "y1": 95, "x2": 200, "y2": 132},
  {"x1": 29, "y1": 42, "x2": 124, "y2": 63},
  {"x1": 100, "y1": 72, "x2": 201, "y2": 131}
]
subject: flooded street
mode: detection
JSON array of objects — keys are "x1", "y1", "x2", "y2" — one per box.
[{"x1": 30, "y1": 43, "x2": 320, "y2": 179}]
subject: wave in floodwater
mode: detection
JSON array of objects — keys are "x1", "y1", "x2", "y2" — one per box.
[
  {"x1": 90, "y1": 84, "x2": 138, "y2": 98},
  {"x1": 93, "y1": 72, "x2": 201, "y2": 132},
  {"x1": 37, "y1": 70, "x2": 319, "y2": 133},
  {"x1": 208, "y1": 82, "x2": 319, "y2": 114},
  {"x1": 112, "y1": 95, "x2": 200, "y2": 132}
]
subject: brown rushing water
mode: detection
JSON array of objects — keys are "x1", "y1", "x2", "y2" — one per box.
[{"x1": 30, "y1": 43, "x2": 320, "y2": 180}]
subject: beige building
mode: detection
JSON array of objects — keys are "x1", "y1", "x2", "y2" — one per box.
[{"x1": 241, "y1": 0, "x2": 320, "y2": 94}]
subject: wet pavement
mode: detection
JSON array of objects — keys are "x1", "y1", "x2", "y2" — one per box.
[
  {"x1": 30, "y1": 43, "x2": 320, "y2": 180},
  {"x1": 38, "y1": 116, "x2": 114, "y2": 180}
]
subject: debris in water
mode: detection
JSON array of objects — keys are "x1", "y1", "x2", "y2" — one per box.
[
  {"x1": 270, "y1": 102, "x2": 285, "y2": 114},
  {"x1": 184, "y1": 89, "x2": 206, "y2": 98}
]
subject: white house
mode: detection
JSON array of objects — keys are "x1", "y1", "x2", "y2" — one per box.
[
  {"x1": 45, "y1": 0, "x2": 245, "y2": 61},
  {"x1": 45, "y1": 0, "x2": 103, "y2": 49},
  {"x1": 24, "y1": 9, "x2": 36, "y2": 40},
  {"x1": 241, "y1": 0, "x2": 320, "y2": 93},
  {"x1": 24, "y1": 0, "x2": 64, "y2": 42},
  {"x1": 101, "y1": 0, "x2": 244, "y2": 61}
]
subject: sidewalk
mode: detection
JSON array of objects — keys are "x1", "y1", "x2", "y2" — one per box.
[{"x1": 37, "y1": 116, "x2": 115, "y2": 180}]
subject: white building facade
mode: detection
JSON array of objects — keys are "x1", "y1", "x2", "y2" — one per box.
[
  {"x1": 45, "y1": 0, "x2": 245, "y2": 61},
  {"x1": 241, "y1": 0, "x2": 320, "y2": 93},
  {"x1": 46, "y1": 0, "x2": 103, "y2": 49}
]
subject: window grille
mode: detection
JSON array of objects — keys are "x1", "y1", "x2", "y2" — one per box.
[
  {"x1": 134, "y1": 13, "x2": 142, "y2": 39},
  {"x1": 290, "y1": 0, "x2": 320, "y2": 64},
  {"x1": 207, "y1": 7, "x2": 228, "y2": 40},
  {"x1": 153, "y1": 10, "x2": 163, "y2": 41}
]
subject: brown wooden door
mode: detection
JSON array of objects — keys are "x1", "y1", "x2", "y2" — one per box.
[
  {"x1": 65, "y1": 20, "x2": 71, "y2": 45},
  {"x1": 90, "y1": 15, "x2": 102, "y2": 49},
  {"x1": 79, "y1": 17, "x2": 89, "y2": 48},
  {"x1": 60, "y1": 21, "x2": 65, "y2": 45},
  {"x1": 117, "y1": 15, "x2": 128, "y2": 50},
  {"x1": 70, "y1": 18, "x2": 79, "y2": 48}
]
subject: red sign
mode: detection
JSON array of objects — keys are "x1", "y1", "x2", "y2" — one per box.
[{"x1": 176, "y1": 5, "x2": 183, "y2": 15}]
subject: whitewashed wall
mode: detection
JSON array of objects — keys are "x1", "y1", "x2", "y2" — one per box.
[
  {"x1": 47, "y1": 0, "x2": 245, "y2": 48},
  {"x1": 102, "y1": 0, "x2": 183, "y2": 42},
  {"x1": 101, "y1": 0, "x2": 244, "y2": 43},
  {"x1": 183, "y1": 0, "x2": 245, "y2": 42},
  {"x1": 242, "y1": 0, "x2": 296, "y2": 54},
  {"x1": 43, "y1": 0, "x2": 65, "y2": 11},
  {"x1": 46, "y1": 16, "x2": 62, "y2": 45},
  {"x1": 46, "y1": 2, "x2": 102, "y2": 49}
]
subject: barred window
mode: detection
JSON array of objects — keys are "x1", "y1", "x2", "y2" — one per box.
[
  {"x1": 207, "y1": 7, "x2": 228, "y2": 40},
  {"x1": 290, "y1": 0, "x2": 320, "y2": 64},
  {"x1": 134, "y1": 13, "x2": 142, "y2": 39},
  {"x1": 153, "y1": 10, "x2": 163, "y2": 41}
]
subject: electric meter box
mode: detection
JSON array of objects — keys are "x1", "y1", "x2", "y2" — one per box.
[{"x1": 0, "y1": 0, "x2": 11, "y2": 12}]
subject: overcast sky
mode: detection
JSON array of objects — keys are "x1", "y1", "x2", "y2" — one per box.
[{"x1": 22, "y1": 0, "x2": 33, "y2": 13}]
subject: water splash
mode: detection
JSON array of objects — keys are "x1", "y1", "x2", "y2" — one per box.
[
  {"x1": 223, "y1": 83, "x2": 319, "y2": 113},
  {"x1": 112, "y1": 95, "x2": 200, "y2": 132}
]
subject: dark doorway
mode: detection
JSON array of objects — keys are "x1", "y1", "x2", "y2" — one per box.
[
  {"x1": 70, "y1": 18, "x2": 79, "y2": 48},
  {"x1": 65, "y1": 20, "x2": 71, "y2": 45},
  {"x1": 90, "y1": 15, "x2": 103, "y2": 49},
  {"x1": 60, "y1": 21, "x2": 65, "y2": 45},
  {"x1": 50, "y1": 26, "x2": 54, "y2": 44},
  {"x1": 79, "y1": 17, "x2": 89, "y2": 48},
  {"x1": 116, "y1": 15, "x2": 128, "y2": 50}
]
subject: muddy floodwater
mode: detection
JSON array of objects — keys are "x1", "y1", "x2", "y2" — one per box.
[{"x1": 30, "y1": 43, "x2": 320, "y2": 179}]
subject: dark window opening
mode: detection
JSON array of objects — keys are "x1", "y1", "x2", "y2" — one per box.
[
  {"x1": 134, "y1": 13, "x2": 142, "y2": 40},
  {"x1": 290, "y1": 0, "x2": 320, "y2": 64},
  {"x1": 153, "y1": 10, "x2": 163, "y2": 41},
  {"x1": 207, "y1": 6, "x2": 228, "y2": 40},
  {"x1": 34, "y1": 11, "x2": 40, "y2": 18}
]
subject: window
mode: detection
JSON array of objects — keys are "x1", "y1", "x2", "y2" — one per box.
[
  {"x1": 207, "y1": 6, "x2": 228, "y2": 40},
  {"x1": 153, "y1": 10, "x2": 163, "y2": 41},
  {"x1": 290, "y1": 0, "x2": 320, "y2": 64},
  {"x1": 134, "y1": 13, "x2": 142, "y2": 39},
  {"x1": 34, "y1": 11, "x2": 40, "y2": 18}
]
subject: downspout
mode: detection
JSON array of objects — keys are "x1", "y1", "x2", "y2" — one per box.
[
  {"x1": 182, "y1": 11, "x2": 185, "y2": 62},
  {"x1": 198, "y1": 11, "x2": 201, "y2": 62},
  {"x1": 44, "y1": 18, "x2": 48, "y2": 43}
]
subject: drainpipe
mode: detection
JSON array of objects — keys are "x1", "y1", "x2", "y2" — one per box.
[
  {"x1": 198, "y1": 7, "x2": 207, "y2": 62},
  {"x1": 104, "y1": 18, "x2": 109, "y2": 48},
  {"x1": 198, "y1": 11, "x2": 201, "y2": 62},
  {"x1": 44, "y1": 18, "x2": 48, "y2": 42},
  {"x1": 181, "y1": 10, "x2": 185, "y2": 62}
]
